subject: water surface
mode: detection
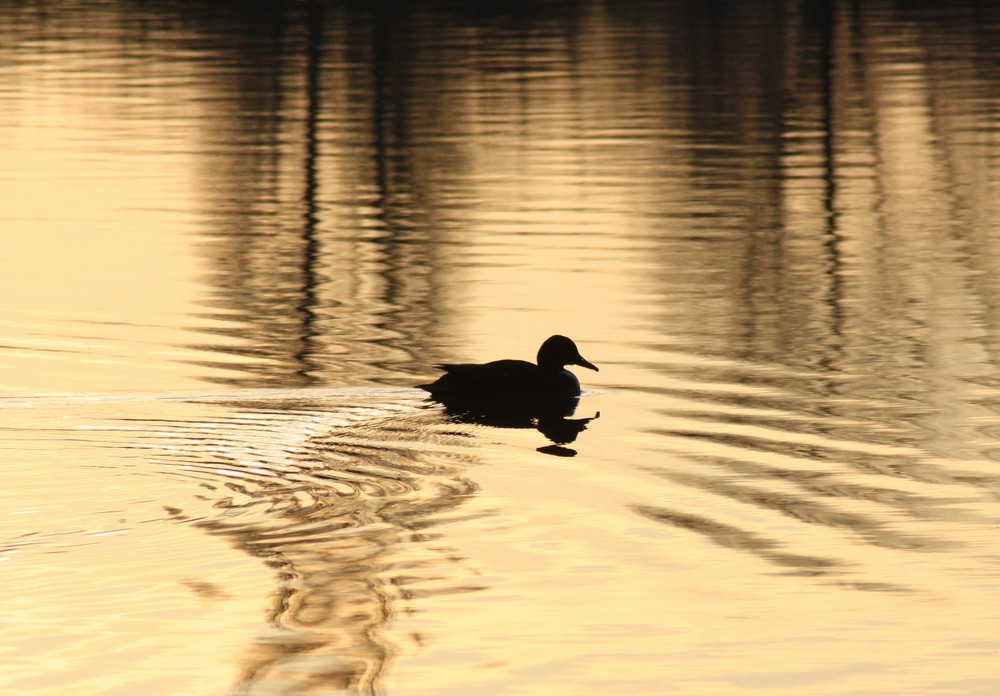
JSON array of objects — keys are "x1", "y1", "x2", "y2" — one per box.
[{"x1": 3, "y1": 1, "x2": 1000, "y2": 694}]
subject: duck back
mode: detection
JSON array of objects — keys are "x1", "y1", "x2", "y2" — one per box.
[{"x1": 420, "y1": 359, "x2": 581, "y2": 398}]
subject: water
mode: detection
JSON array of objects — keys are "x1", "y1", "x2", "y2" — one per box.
[{"x1": 3, "y1": 1, "x2": 1000, "y2": 694}]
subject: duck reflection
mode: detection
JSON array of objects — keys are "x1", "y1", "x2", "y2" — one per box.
[{"x1": 426, "y1": 392, "x2": 599, "y2": 456}]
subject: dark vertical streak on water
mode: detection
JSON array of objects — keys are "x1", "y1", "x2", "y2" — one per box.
[
  {"x1": 815, "y1": 0, "x2": 846, "y2": 366},
  {"x1": 293, "y1": 1, "x2": 324, "y2": 384},
  {"x1": 372, "y1": 1, "x2": 409, "y2": 360},
  {"x1": 371, "y1": 1, "x2": 394, "y2": 251},
  {"x1": 367, "y1": 2, "x2": 432, "y2": 371}
]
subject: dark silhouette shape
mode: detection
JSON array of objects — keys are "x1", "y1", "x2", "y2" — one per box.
[
  {"x1": 419, "y1": 335, "x2": 598, "y2": 399},
  {"x1": 419, "y1": 336, "x2": 599, "y2": 455},
  {"x1": 430, "y1": 388, "x2": 599, "y2": 456}
]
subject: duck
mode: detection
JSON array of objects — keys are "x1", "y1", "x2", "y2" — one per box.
[{"x1": 419, "y1": 335, "x2": 598, "y2": 400}]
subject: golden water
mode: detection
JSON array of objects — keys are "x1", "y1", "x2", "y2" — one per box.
[{"x1": 3, "y1": 2, "x2": 1000, "y2": 694}]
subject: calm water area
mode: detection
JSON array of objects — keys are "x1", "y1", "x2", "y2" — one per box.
[{"x1": 3, "y1": 1, "x2": 1000, "y2": 694}]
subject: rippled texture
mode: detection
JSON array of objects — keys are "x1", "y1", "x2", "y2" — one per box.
[{"x1": 3, "y1": 1, "x2": 1000, "y2": 694}]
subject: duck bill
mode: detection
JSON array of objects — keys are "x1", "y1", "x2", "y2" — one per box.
[{"x1": 575, "y1": 356, "x2": 599, "y2": 372}]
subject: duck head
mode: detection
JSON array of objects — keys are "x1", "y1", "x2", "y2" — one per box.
[{"x1": 536, "y1": 335, "x2": 598, "y2": 372}]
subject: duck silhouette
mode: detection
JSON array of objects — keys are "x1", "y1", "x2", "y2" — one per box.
[{"x1": 419, "y1": 335, "x2": 598, "y2": 400}]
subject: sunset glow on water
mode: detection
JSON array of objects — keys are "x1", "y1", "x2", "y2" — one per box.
[{"x1": 3, "y1": 2, "x2": 1000, "y2": 694}]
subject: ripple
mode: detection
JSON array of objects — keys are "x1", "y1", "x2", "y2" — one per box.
[
  {"x1": 127, "y1": 393, "x2": 482, "y2": 663},
  {"x1": 0, "y1": 387, "x2": 486, "y2": 693},
  {"x1": 623, "y1": 349, "x2": 1000, "y2": 591},
  {"x1": 633, "y1": 504, "x2": 850, "y2": 577}
]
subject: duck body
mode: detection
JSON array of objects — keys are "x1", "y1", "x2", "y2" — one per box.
[
  {"x1": 422, "y1": 358, "x2": 581, "y2": 399},
  {"x1": 419, "y1": 335, "x2": 597, "y2": 401}
]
